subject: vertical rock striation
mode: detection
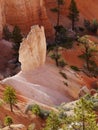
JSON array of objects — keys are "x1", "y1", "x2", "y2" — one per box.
[
  {"x1": 0, "y1": 0, "x2": 5, "y2": 38},
  {"x1": 19, "y1": 25, "x2": 46, "y2": 72},
  {"x1": 4, "y1": 0, "x2": 53, "y2": 38}
]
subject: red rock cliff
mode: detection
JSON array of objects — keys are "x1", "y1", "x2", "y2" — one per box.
[
  {"x1": 0, "y1": 0, "x2": 5, "y2": 38},
  {"x1": 0, "y1": 0, "x2": 98, "y2": 38},
  {"x1": 45, "y1": 0, "x2": 98, "y2": 27},
  {"x1": 4, "y1": 0, "x2": 53, "y2": 38}
]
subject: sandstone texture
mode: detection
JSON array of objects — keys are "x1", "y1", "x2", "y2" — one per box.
[
  {"x1": 19, "y1": 25, "x2": 46, "y2": 72},
  {"x1": 0, "y1": 0, "x2": 5, "y2": 38},
  {"x1": 4, "y1": 0, "x2": 53, "y2": 38},
  {"x1": 45, "y1": 0, "x2": 98, "y2": 27},
  {"x1": 0, "y1": 0, "x2": 98, "y2": 38}
]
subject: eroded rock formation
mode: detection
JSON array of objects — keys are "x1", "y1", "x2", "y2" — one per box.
[
  {"x1": 0, "y1": 0, "x2": 5, "y2": 38},
  {"x1": 0, "y1": 0, "x2": 98, "y2": 38},
  {"x1": 4, "y1": 0, "x2": 53, "y2": 38},
  {"x1": 19, "y1": 25, "x2": 46, "y2": 72}
]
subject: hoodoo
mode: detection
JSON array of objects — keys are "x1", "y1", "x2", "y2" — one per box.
[{"x1": 19, "y1": 25, "x2": 46, "y2": 72}]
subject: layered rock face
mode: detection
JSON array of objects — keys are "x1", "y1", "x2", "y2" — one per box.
[
  {"x1": 45, "y1": 0, "x2": 98, "y2": 27},
  {"x1": 4, "y1": 0, "x2": 53, "y2": 38},
  {"x1": 0, "y1": 0, "x2": 5, "y2": 38},
  {"x1": 0, "y1": 0, "x2": 98, "y2": 38},
  {"x1": 19, "y1": 25, "x2": 46, "y2": 72}
]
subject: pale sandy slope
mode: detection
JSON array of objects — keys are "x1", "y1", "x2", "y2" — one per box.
[{"x1": 1, "y1": 63, "x2": 84, "y2": 106}]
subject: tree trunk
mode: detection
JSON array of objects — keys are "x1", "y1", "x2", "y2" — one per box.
[
  {"x1": 85, "y1": 45, "x2": 90, "y2": 71},
  {"x1": 55, "y1": 58, "x2": 59, "y2": 66},
  {"x1": 10, "y1": 103, "x2": 13, "y2": 112},
  {"x1": 86, "y1": 57, "x2": 90, "y2": 71},
  {"x1": 55, "y1": 46, "x2": 59, "y2": 67}
]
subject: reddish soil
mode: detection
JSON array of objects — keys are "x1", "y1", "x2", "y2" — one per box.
[
  {"x1": 62, "y1": 36, "x2": 98, "y2": 90},
  {"x1": 62, "y1": 43, "x2": 84, "y2": 68},
  {"x1": 0, "y1": 84, "x2": 45, "y2": 130}
]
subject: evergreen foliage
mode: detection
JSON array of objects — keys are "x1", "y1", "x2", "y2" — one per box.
[
  {"x1": 3, "y1": 86, "x2": 17, "y2": 112},
  {"x1": 3, "y1": 25, "x2": 12, "y2": 41},
  {"x1": 12, "y1": 25, "x2": 23, "y2": 44},
  {"x1": 72, "y1": 97, "x2": 98, "y2": 130},
  {"x1": 78, "y1": 35, "x2": 98, "y2": 75},
  {"x1": 44, "y1": 111, "x2": 61, "y2": 130},
  {"x1": 32, "y1": 104, "x2": 40, "y2": 116},
  {"x1": 68, "y1": 0, "x2": 79, "y2": 30},
  {"x1": 51, "y1": 0, "x2": 64, "y2": 26},
  {"x1": 50, "y1": 50, "x2": 61, "y2": 66},
  {"x1": 4, "y1": 116, "x2": 13, "y2": 128},
  {"x1": 84, "y1": 19, "x2": 98, "y2": 34},
  {"x1": 12, "y1": 25, "x2": 23, "y2": 62},
  {"x1": 44, "y1": 96, "x2": 98, "y2": 130}
]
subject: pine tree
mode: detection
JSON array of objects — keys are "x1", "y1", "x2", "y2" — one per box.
[
  {"x1": 50, "y1": 0, "x2": 65, "y2": 67},
  {"x1": 3, "y1": 86, "x2": 17, "y2": 112},
  {"x1": 3, "y1": 25, "x2": 12, "y2": 41},
  {"x1": 4, "y1": 116, "x2": 13, "y2": 128},
  {"x1": 51, "y1": 0, "x2": 64, "y2": 42},
  {"x1": 12, "y1": 25, "x2": 23, "y2": 44},
  {"x1": 12, "y1": 25, "x2": 23, "y2": 62},
  {"x1": 44, "y1": 111, "x2": 61, "y2": 130},
  {"x1": 73, "y1": 97, "x2": 98, "y2": 130},
  {"x1": 78, "y1": 36, "x2": 98, "y2": 73},
  {"x1": 68, "y1": 0, "x2": 79, "y2": 30},
  {"x1": 51, "y1": 0, "x2": 64, "y2": 27}
]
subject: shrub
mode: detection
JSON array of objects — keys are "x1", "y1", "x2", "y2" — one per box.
[
  {"x1": 59, "y1": 71, "x2": 67, "y2": 79},
  {"x1": 50, "y1": 52, "x2": 61, "y2": 66},
  {"x1": 50, "y1": 53, "x2": 61, "y2": 60},
  {"x1": 47, "y1": 44, "x2": 56, "y2": 52},
  {"x1": 58, "y1": 59, "x2": 67, "y2": 68},
  {"x1": 70, "y1": 65, "x2": 80, "y2": 71},
  {"x1": 39, "y1": 109, "x2": 50, "y2": 119},
  {"x1": 32, "y1": 104, "x2": 40, "y2": 116},
  {"x1": 59, "y1": 37, "x2": 73, "y2": 49},
  {"x1": 4, "y1": 116, "x2": 13, "y2": 128},
  {"x1": 44, "y1": 111, "x2": 61, "y2": 130},
  {"x1": 32, "y1": 104, "x2": 50, "y2": 119},
  {"x1": 59, "y1": 111, "x2": 67, "y2": 119},
  {"x1": 84, "y1": 19, "x2": 98, "y2": 34}
]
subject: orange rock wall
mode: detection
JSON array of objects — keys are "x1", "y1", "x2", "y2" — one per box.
[
  {"x1": 4, "y1": 0, "x2": 53, "y2": 38},
  {"x1": 0, "y1": 0, "x2": 5, "y2": 39},
  {"x1": 45, "y1": 0, "x2": 98, "y2": 26},
  {"x1": 0, "y1": 0, "x2": 98, "y2": 38}
]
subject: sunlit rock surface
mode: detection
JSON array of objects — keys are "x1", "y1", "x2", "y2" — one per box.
[{"x1": 19, "y1": 25, "x2": 46, "y2": 72}]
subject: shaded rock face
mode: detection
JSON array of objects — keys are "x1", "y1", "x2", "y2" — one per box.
[
  {"x1": 19, "y1": 25, "x2": 46, "y2": 72},
  {"x1": 4, "y1": 0, "x2": 53, "y2": 38}
]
